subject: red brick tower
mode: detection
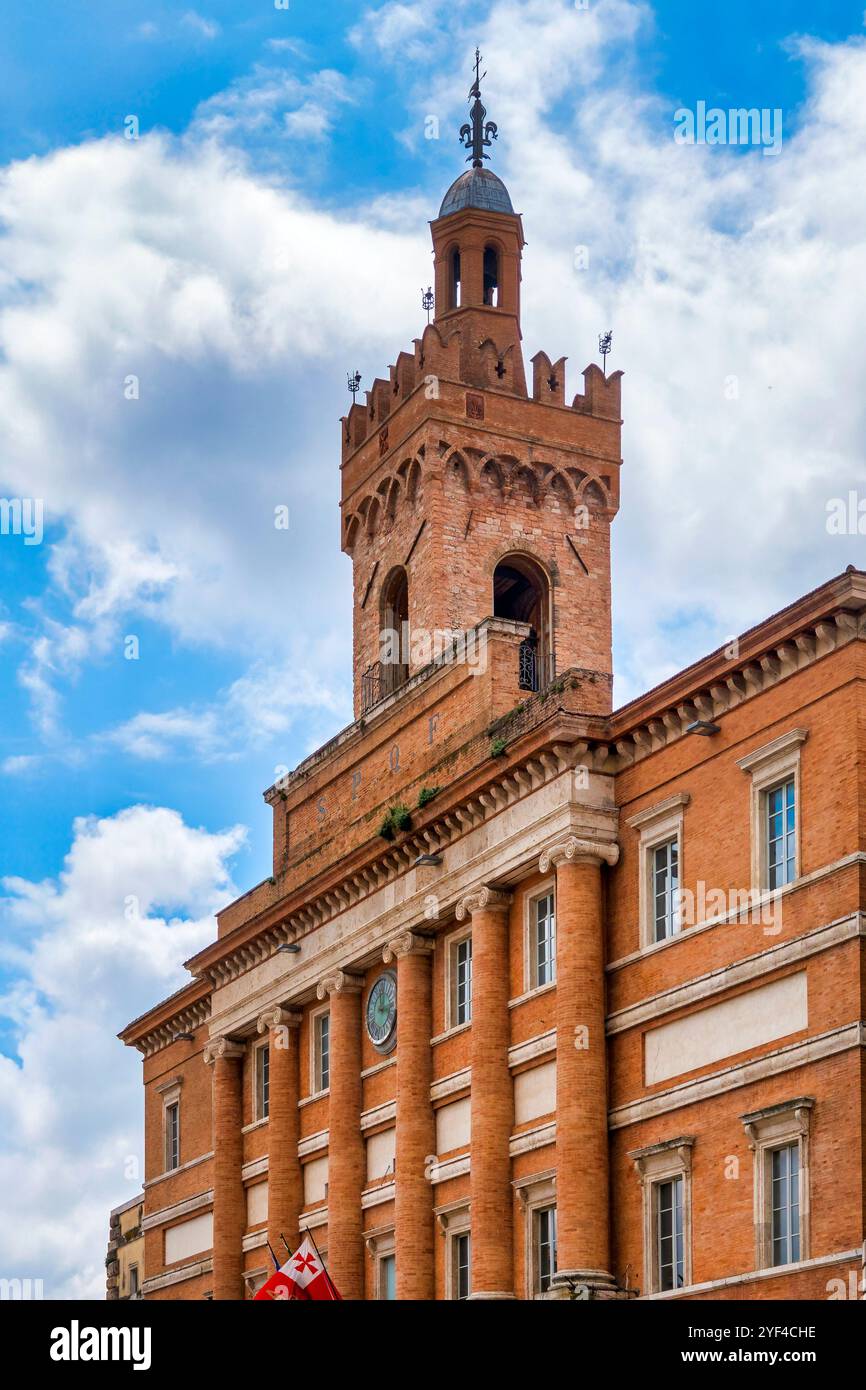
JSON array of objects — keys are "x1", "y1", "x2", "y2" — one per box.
[{"x1": 340, "y1": 73, "x2": 623, "y2": 720}]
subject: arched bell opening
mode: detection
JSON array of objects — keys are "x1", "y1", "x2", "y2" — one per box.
[
  {"x1": 378, "y1": 566, "x2": 409, "y2": 697},
  {"x1": 483, "y1": 244, "x2": 500, "y2": 307},
  {"x1": 493, "y1": 554, "x2": 552, "y2": 692},
  {"x1": 449, "y1": 248, "x2": 462, "y2": 309}
]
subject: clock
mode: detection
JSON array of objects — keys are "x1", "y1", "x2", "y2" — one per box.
[{"x1": 365, "y1": 970, "x2": 398, "y2": 1054}]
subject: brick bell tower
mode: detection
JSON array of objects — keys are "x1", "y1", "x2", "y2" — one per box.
[{"x1": 341, "y1": 59, "x2": 622, "y2": 721}]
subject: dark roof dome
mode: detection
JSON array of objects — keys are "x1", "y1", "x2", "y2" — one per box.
[{"x1": 439, "y1": 167, "x2": 514, "y2": 218}]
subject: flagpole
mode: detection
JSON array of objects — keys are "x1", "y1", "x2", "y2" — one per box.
[
  {"x1": 301, "y1": 1223, "x2": 339, "y2": 1300},
  {"x1": 266, "y1": 1239, "x2": 281, "y2": 1271}
]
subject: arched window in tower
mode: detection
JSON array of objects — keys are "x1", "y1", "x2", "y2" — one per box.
[
  {"x1": 483, "y1": 244, "x2": 500, "y2": 307},
  {"x1": 450, "y1": 249, "x2": 461, "y2": 309},
  {"x1": 379, "y1": 566, "x2": 409, "y2": 697},
  {"x1": 493, "y1": 554, "x2": 551, "y2": 693}
]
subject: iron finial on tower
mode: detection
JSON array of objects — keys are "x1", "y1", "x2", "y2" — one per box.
[
  {"x1": 459, "y1": 48, "x2": 498, "y2": 168},
  {"x1": 598, "y1": 331, "x2": 612, "y2": 376},
  {"x1": 347, "y1": 370, "x2": 362, "y2": 402},
  {"x1": 421, "y1": 286, "x2": 434, "y2": 323}
]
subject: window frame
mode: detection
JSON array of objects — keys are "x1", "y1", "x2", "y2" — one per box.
[
  {"x1": 515, "y1": 1171, "x2": 557, "y2": 1298},
  {"x1": 737, "y1": 728, "x2": 808, "y2": 893},
  {"x1": 764, "y1": 776, "x2": 797, "y2": 892},
  {"x1": 741, "y1": 1097, "x2": 813, "y2": 1270},
  {"x1": 625, "y1": 793, "x2": 690, "y2": 950},
  {"x1": 253, "y1": 1038, "x2": 270, "y2": 1122},
  {"x1": 452, "y1": 1230, "x2": 471, "y2": 1300},
  {"x1": 311, "y1": 1005, "x2": 331, "y2": 1096},
  {"x1": 654, "y1": 1173, "x2": 685, "y2": 1292},
  {"x1": 436, "y1": 1202, "x2": 471, "y2": 1300},
  {"x1": 365, "y1": 1226, "x2": 396, "y2": 1300},
  {"x1": 444, "y1": 925, "x2": 473, "y2": 1032},
  {"x1": 524, "y1": 880, "x2": 556, "y2": 992},
  {"x1": 629, "y1": 1136, "x2": 694, "y2": 1295}
]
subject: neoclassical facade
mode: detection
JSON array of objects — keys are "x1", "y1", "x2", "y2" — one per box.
[{"x1": 120, "y1": 83, "x2": 866, "y2": 1303}]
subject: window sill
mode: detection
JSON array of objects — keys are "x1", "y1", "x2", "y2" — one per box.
[
  {"x1": 300, "y1": 1089, "x2": 329, "y2": 1107},
  {"x1": 431, "y1": 1020, "x2": 471, "y2": 1047},
  {"x1": 242, "y1": 1116, "x2": 269, "y2": 1134},
  {"x1": 509, "y1": 980, "x2": 556, "y2": 1010}
]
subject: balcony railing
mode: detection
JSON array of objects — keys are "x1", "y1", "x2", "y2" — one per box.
[
  {"x1": 361, "y1": 661, "x2": 384, "y2": 713},
  {"x1": 518, "y1": 636, "x2": 539, "y2": 692}
]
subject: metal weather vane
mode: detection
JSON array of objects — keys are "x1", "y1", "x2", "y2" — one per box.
[{"x1": 459, "y1": 48, "x2": 498, "y2": 167}]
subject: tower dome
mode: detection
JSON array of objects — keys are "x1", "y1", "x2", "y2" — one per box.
[{"x1": 439, "y1": 167, "x2": 514, "y2": 218}]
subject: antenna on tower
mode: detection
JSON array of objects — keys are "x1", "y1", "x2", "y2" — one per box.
[
  {"x1": 421, "y1": 286, "x2": 434, "y2": 324},
  {"x1": 598, "y1": 331, "x2": 612, "y2": 377},
  {"x1": 347, "y1": 370, "x2": 362, "y2": 402}
]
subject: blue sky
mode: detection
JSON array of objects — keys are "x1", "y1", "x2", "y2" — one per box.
[{"x1": 1, "y1": 0, "x2": 865, "y2": 1295}]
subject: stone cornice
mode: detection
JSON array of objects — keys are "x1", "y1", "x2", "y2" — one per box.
[
  {"x1": 202, "y1": 1037, "x2": 245, "y2": 1065},
  {"x1": 538, "y1": 836, "x2": 619, "y2": 872},
  {"x1": 256, "y1": 1006, "x2": 302, "y2": 1034},
  {"x1": 382, "y1": 931, "x2": 435, "y2": 963},
  {"x1": 316, "y1": 969, "x2": 364, "y2": 999},
  {"x1": 455, "y1": 885, "x2": 513, "y2": 920},
  {"x1": 126, "y1": 995, "x2": 211, "y2": 1059}
]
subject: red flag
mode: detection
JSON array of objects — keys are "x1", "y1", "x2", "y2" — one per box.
[{"x1": 254, "y1": 1235, "x2": 342, "y2": 1301}]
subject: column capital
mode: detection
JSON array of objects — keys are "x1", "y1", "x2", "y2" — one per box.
[
  {"x1": 383, "y1": 931, "x2": 435, "y2": 963},
  {"x1": 455, "y1": 885, "x2": 512, "y2": 921},
  {"x1": 538, "y1": 836, "x2": 619, "y2": 874},
  {"x1": 203, "y1": 1036, "x2": 246, "y2": 1066},
  {"x1": 256, "y1": 1005, "x2": 302, "y2": 1035},
  {"x1": 316, "y1": 969, "x2": 365, "y2": 1000}
]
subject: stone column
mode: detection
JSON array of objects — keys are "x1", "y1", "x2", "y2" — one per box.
[
  {"x1": 539, "y1": 836, "x2": 619, "y2": 1297},
  {"x1": 456, "y1": 885, "x2": 515, "y2": 1300},
  {"x1": 205, "y1": 1037, "x2": 246, "y2": 1300},
  {"x1": 383, "y1": 931, "x2": 435, "y2": 1300},
  {"x1": 316, "y1": 969, "x2": 365, "y2": 1299},
  {"x1": 257, "y1": 1005, "x2": 302, "y2": 1256}
]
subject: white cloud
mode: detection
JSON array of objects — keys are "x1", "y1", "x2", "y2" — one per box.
[
  {"x1": 182, "y1": 11, "x2": 221, "y2": 41},
  {"x1": 191, "y1": 65, "x2": 356, "y2": 144},
  {"x1": 0, "y1": 806, "x2": 245, "y2": 1297},
  {"x1": 105, "y1": 656, "x2": 350, "y2": 762},
  {"x1": 0, "y1": 130, "x2": 424, "y2": 737}
]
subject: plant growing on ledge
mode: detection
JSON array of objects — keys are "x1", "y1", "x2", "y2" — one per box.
[
  {"x1": 417, "y1": 786, "x2": 440, "y2": 808},
  {"x1": 490, "y1": 737, "x2": 507, "y2": 758},
  {"x1": 378, "y1": 803, "x2": 413, "y2": 840}
]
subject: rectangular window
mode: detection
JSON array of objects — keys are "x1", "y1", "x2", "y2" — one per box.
[
  {"x1": 255, "y1": 1043, "x2": 270, "y2": 1121},
  {"x1": 454, "y1": 936, "x2": 472, "y2": 1026},
  {"x1": 771, "y1": 1143, "x2": 800, "y2": 1266},
  {"x1": 766, "y1": 778, "x2": 796, "y2": 890},
  {"x1": 536, "y1": 1206, "x2": 557, "y2": 1293},
  {"x1": 129, "y1": 1265, "x2": 140, "y2": 1298},
  {"x1": 656, "y1": 1175, "x2": 684, "y2": 1291},
  {"x1": 652, "y1": 838, "x2": 680, "y2": 942},
  {"x1": 453, "y1": 1232, "x2": 471, "y2": 1300},
  {"x1": 379, "y1": 1253, "x2": 396, "y2": 1300},
  {"x1": 533, "y1": 892, "x2": 556, "y2": 987},
  {"x1": 314, "y1": 1012, "x2": 330, "y2": 1093},
  {"x1": 165, "y1": 1100, "x2": 180, "y2": 1172}
]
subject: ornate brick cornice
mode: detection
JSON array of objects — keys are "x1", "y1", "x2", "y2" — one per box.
[
  {"x1": 126, "y1": 573, "x2": 865, "y2": 1023},
  {"x1": 455, "y1": 885, "x2": 513, "y2": 920},
  {"x1": 316, "y1": 969, "x2": 365, "y2": 1000},
  {"x1": 256, "y1": 1006, "x2": 302, "y2": 1034},
  {"x1": 538, "y1": 837, "x2": 619, "y2": 873},
  {"x1": 203, "y1": 1037, "x2": 245, "y2": 1066},
  {"x1": 382, "y1": 931, "x2": 435, "y2": 963}
]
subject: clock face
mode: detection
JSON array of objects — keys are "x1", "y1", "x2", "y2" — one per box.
[{"x1": 366, "y1": 970, "x2": 397, "y2": 1053}]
